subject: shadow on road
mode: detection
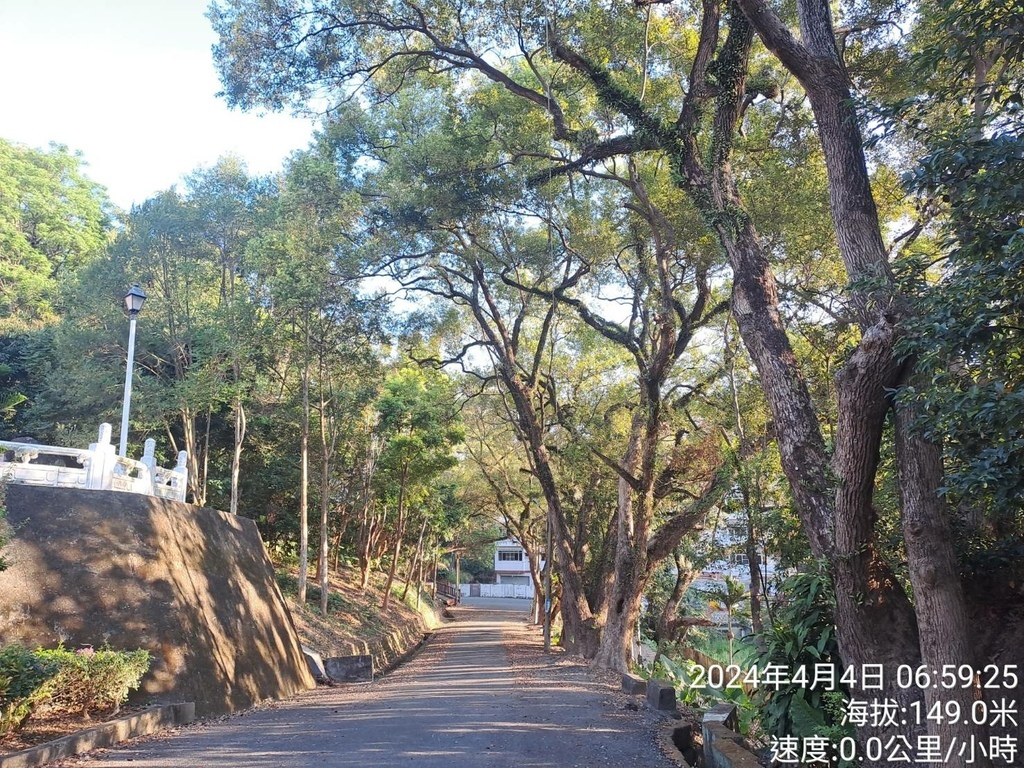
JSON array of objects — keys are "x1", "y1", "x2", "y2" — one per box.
[{"x1": 69, "y1": 597, "x2": 672, "y2": 768}]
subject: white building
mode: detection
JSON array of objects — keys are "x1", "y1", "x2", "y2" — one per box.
[
  {"x1": 458, "y1": 538, "x2": 542, "y2": 600},
  {"x1": 688, "y1": 512, "x2": 783, "y2": 630},
  {"x1": 691, "y1": 519, "x2": 780, "y2": 591},
  {"x1": 494, "y1": 538, "x2": 535, "y2": 587}
]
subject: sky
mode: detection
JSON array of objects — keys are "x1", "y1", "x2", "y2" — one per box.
[{"x1": 0, "y1": 0, "x2": 316, "y2": 210}]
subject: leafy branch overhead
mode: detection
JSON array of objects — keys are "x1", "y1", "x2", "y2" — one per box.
[{"x1": 1, "y1": 1, "x2": 1021, "y2": 759}]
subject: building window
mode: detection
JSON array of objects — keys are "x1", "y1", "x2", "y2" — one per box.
[
  {"x1": 498, "y1": 550, "x2": 523, "y2": 562},
  {"x1": 729, "y1": 553, "x2": 749, "y2": 566}
]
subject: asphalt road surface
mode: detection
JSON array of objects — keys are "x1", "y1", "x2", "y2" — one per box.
[{"x1": 59, "y1": 598, "x2": 675, "y2": 768}]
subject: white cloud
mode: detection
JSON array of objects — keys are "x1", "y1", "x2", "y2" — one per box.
[{"x1": 0, "y1": 0, "x2": 314, "y2": 208}]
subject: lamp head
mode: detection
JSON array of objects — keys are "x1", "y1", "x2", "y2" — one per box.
[{"x1": 124, "y1": 284, "x2": 147, "y2": 316}]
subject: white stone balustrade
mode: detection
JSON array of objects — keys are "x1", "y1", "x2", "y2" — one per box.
[{"x1": 0, "y1": 423, "x2": 188, "y2": 502}]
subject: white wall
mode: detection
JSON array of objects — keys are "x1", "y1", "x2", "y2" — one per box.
[{"x1": 460, "y1": 583, "x2": 535, "y2": 599}]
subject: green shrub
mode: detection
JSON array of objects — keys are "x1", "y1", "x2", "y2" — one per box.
[
  {"x1": 34, "y1": 645, "x2": 151, "y2": 717},
  {"x1": 751, "y1": 568, "x2": 855, "y2": 761},
  {"x1": 0, "y1": 645, "x2": 58, "y2": 734}
]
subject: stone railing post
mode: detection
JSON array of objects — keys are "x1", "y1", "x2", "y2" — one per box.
[
  {"x1": 85, "y1": 423, "x2": 116, "y2": 491},
  {"x1": 141, "y1": 438, "x2": 158, "y2": 495},
  {"x1": 141, "y1": 439, "x2": 157, "y2": 472},
  {"x1": 173, "y1": 450, "x2": 188, "y2": 502}
]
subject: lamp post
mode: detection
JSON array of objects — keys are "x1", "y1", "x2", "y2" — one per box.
[{"x1": 118, "y1": 284, "x2": 147, "y2": 457}]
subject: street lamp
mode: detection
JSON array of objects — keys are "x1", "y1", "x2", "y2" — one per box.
[{"x1": 118, "y1": 284, "x2": 147, "y2": 457}]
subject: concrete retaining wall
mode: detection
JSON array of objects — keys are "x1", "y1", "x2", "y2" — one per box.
[
  {"x1": 0, "y1": 486, "x2": 315, "y2": 716},
  {"x1": 315, "y1": 621, "x2": 427, "y2": 675},
  {"x1": 702, "y1": 704, "x2": 760, "y2": 768},
  {"x1": 0, "y1": 703, "x2": 194, "y2": 768}
]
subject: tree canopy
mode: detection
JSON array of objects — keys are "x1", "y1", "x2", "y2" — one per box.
[{"x1": 2, "y1": 0, "x2": 1022, "y2": 760}]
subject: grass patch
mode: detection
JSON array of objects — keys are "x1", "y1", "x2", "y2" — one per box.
[{"x1": 278, "y1": 566, "x2": 441, "y2": 657}]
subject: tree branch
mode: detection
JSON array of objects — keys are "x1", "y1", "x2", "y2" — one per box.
[{"x1": 734, "y1": 0, "x2": 817, "y2": 83}]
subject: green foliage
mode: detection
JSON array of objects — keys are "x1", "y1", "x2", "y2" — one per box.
[
  {"x1": 893, "y1": 0, "x2": 1024, "y2": 566},
  {"x1": 752, "y1": 569, "x2": 848, "y2": 739},
  {"x1": 654, "y1": 653, "x2": 709, "y2": 706},
  {"x1": 0, "y1": 646, "x2": 58, "y2": 734},
  {"x1": 784, "y1": 691, "x2": 858, "y2": 766},
  {"x1": 0, "y1": 361, "x2": 27, "y2": 423},
  {"x1": 650, "y1": 653, "x2": 758, "y2": 735},
  {"x1": 0, "y1": 140, "x2": 113, "y2": 435},
  {"x1": 32, "y1": 645, "x2": 151, "y2": 718},
  {"x1": 0, "y1": 643, "x2": 152, "y2": 733},
  {"x1": 702, "y1": 575, "x2": 748, "y2": 612},
  {"x1": 912, "y1": 0, "x2": 1024, "y2": 121},
  {"x1": 0, "y1": 138, "x2": 113, "y2": 329},
  {"x1": 7, "y1": 0, "x2": 1021, "y2": 722},
  {"x1": 374, "y1": 366, "x2": 463, "y2": 502},
  {"x1": 457, "y1": 552, "x2": 496, "y2": 584},
  {"x1": 897, "y1": 131, "x2": 1024, "y2": 528}
]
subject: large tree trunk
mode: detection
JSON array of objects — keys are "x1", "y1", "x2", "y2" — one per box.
[
  {"x1": 593, "y1": 581, "x2": 644, "y2": 671},
  {"x1": 831, "y1": 318, "x2": 923, "y2": 715},
  {"x1": 642, "y1": 4, "x2": 926, "y2": 752},
  {"x1": 894, "y1": 399, "x2": 980, "y2": 752},
  {"x1": 591, "y1": 483, "x2": 645, "y2": 669},
  {"x1": 229, "y1": 400, "x2": 245, "y2": 515},
  {"x1": 734, "y1": 1, "x2": 980, "y2": 760},
  {"x1": 593, "y1": 410, "x2": 654, "y2": 672},
  {"x1": 728, "y1": 214, "x2": 922, "y2": 745}
]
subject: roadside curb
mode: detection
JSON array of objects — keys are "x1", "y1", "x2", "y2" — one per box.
[
  {"x1": 375, "y1": 625, "x2": 429, "y2": 675},
  {"x1": 0, "y1": 702, "x2": 195, "y2": 768}
]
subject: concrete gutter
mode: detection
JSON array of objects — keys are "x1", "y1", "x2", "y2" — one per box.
[
  {"x1": 0, "y1": 702, "x2": 195, "y2": 768},
  {"x1": 702, "y1": 703, "x2": 760, "y2": 768}
]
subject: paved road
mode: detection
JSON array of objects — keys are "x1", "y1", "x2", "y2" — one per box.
[{"x1": 60, "y1": 600, "x2": 674, "y2": 768}]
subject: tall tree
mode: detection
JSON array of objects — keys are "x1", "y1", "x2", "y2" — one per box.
[
  {"x1": 733, "y1": 0, "x2": 989, "y2": 755},
  {"x1": 0, "y1": 139, "x2": 112, "y2": 330},
  {"x1": 208, "y1": 0, "x2": 770, "y2": 669},
  {"x1": 186, "y1": 156, "x2": 274, "y2": 515},
  {"x1": 895, "y1": 0, "x2": 1024, "y2": 530},
  {"x1": 0, "y1": 140, "x2": 113, "y2": 436},
  {"x1": 207, "y1": 5, "x2": 1015, "y2": 756},
  {"x1": 374, "y1": 366, "x2": 462, "y2": 610},
  {"x1": 259, "y1": 131, "x2": 379, "y2": 602}
]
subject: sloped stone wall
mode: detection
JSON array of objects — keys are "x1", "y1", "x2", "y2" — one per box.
[{"x1": 0, "y1": 486, "x2": 315, "y2": 715}]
